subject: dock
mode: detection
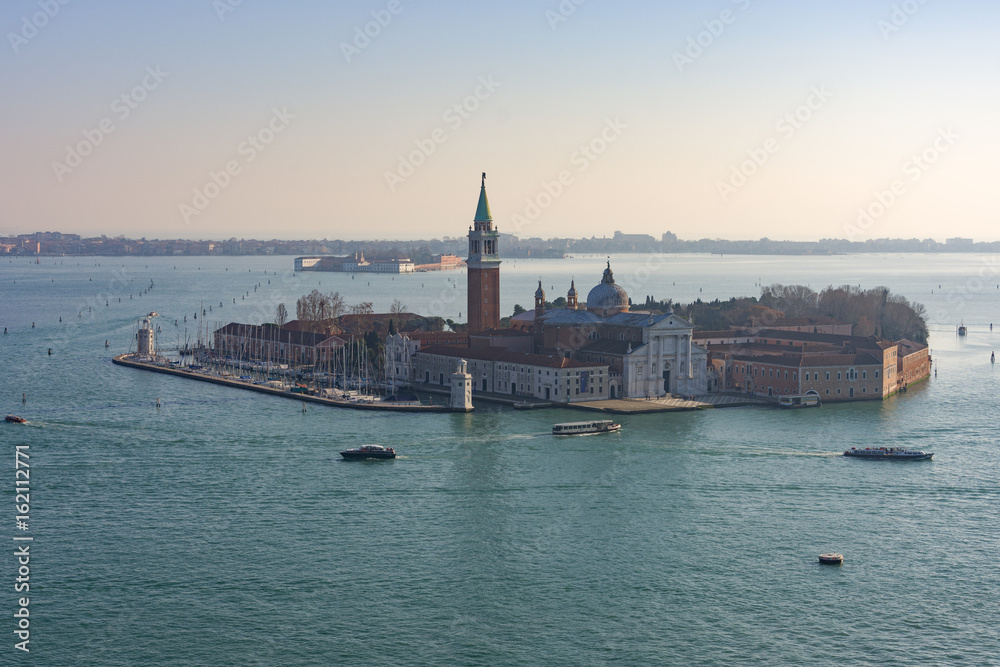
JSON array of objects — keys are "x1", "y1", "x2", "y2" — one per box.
[
  {"x1": 412, "y1": 382, "x2": 767, "y2": 413},
  {"x1": 567, "y1": 393, "x2": 769, "y2": 414},
  {"x1": 112, "y1": 355, "x2": 461, "y2": 413}
]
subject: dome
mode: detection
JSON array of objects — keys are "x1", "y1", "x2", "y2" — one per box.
[
  {"x1": 586, "y1": 263, "x2": 629, "y2": 315},
  {"x1": 534, "y1": 280, "x2": 545, "y2": 299},
  {"x1": 567, "y1": 280, "x2": 577, "y2": 297}
]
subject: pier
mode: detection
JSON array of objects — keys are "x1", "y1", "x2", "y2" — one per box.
[
  {"x1": 567, "y1": 393, "x2": 769, "y2": 414},
  {"x1": 112, "y1": 355, "x2": 462, "y2": 413}
]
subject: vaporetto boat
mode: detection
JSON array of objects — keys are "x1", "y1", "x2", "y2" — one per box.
[
  {"x1": 843, "y1": 446, "x2": 933, "y2": 460},
  {"x1": 552, "y1": 420, "x2": 621, "y2": 435}
]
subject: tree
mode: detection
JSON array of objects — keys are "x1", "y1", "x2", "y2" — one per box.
[
  {"x1": 295, "y1": 289, "x2": 344, "y2": 333},
  {"x1": 275, "y1": 303, "x2": 288, "y2": 326},
  {"x1": 760, "y1": 283, "x2": 818, "y2": 317},
  {"x1": 349, "y1": 301, "x2": 374, "y2": 333},
  {"x1": 389, "y1": 299, "x2": 407, "y2": 315},
  {"x1": 512, "y1": 304, "x2": 526, "y2": 316}
]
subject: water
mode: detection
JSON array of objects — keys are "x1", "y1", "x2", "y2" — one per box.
[{"x1": 2, "y1": 254, "x2": 999, "y2": 665}]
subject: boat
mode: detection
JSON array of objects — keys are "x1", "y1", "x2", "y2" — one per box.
[
  {"x1": 778, "y1": 391, "x2": 821, "y2": 408},
  {"x1": 958, "y1": 323, "x2": 967, "y2": 336},
  {"x1": 818, "y1": 553, "x2": 844, "y2": 565},
  {"x1": 843, "y1": 446, "x2": 933, "y2": 460},
  {"x1": 5, "y1": 415, "x2": 27, "y2": 423},
  {"x1": 552, "y1": 420, "x2": 621, "y2": 435},
  {"x1": 340, "y1": 444, "x2": 396, "y2": 460}
]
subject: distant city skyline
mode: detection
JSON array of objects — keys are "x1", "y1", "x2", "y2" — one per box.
[{"x1": 2, "y1": 1, "x2": 998, "y2": 242}]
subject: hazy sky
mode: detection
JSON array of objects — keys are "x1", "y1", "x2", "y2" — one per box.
[{"x1": 2, "y1": 0, "x2": 998, "y2": 242}]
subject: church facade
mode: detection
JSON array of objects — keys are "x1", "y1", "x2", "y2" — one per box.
[{"x1": 512, "y1": 264, "x2": 708, "y2": 398}]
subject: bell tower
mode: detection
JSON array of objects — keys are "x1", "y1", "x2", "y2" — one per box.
[
  {"x1": 567, "y1": 280, "x2": 578, "y2": 309},
  {"x1": 467, "y1": 172, "x2": 501, "y2": 334}
]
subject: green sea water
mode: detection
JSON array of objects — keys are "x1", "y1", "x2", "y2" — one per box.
[{"x1": 2, "y1": 253, "x2": 999, "y2": 665}]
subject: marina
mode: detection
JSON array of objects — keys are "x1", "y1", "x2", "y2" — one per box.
[{"x1": 112, "y1": 354, "x2": 460, "y2": 413}]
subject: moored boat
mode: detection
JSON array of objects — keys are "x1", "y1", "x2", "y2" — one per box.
[
  {"x1": 778, "y1": 391, "x2": 821, "y2": 408},
  {"x1": 340, "y1": 444, "x2": 396, "y2": 460},
  {"x1": 843, "y1": 446, "x2": 932, "y2": 460},
  {"x1": 552, "y1": 420, "x2": 621, "y2": 435},
  {"x1": 5, "y1": 415, "x2": 27, "y2": 423}
]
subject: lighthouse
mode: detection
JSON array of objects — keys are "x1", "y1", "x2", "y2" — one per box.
[
  {"x1": 450, "y1": 359, "x2": 474, "y2": 411},
  {"x1": 466, "y1": 172, "x2": 501, "y2": 335},
  {"x1": 137, "y1": 316, "x2": 155, "y2": 357}
]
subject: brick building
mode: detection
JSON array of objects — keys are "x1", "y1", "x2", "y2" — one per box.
[{"x1": 702, "y1": 328, "x2": 930, "y2": 402}]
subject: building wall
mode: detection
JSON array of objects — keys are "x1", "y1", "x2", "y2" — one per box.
[
  {"x1": 767, "y1": 323, "x2": 853, "y2": 336},
  {"x1": 899, "y1": 347, "x2": 931, "y2": 388},
  {"x1": 882, "y1": 346, "x2": 898, "y2": 396},
  {"x1": 798, "y1": 363, "x2": 884, "y2": 401},
  {"x1": 727, "y1": 359, "x2": 801, "y2": 397},
  {"x1": 722, "y1": 356, "x2": 887, "y2": 401},
  {"x1": 413, "y1": 352, "x2": 609, "y2": 403}
]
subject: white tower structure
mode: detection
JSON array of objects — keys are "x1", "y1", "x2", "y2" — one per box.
[
  {"x1": 137, "y1": 316, "x2": 155, "y2": 357},
  {"x1": 450, "y1": 359, "x2": 473, "y2": 411}
]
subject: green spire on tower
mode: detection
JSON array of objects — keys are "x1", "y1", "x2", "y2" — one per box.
[{"x1": 475, "y1": 171, "x2": 492, "y2": 222}]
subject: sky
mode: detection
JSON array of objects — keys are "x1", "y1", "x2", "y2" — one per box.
[{"x1": 1, "y1": 0, "x2": 998, "y2": 242}]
